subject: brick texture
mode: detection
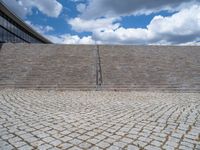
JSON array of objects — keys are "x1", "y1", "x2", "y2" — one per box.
[{"x1": 0, "y1": 43, "x2": 200, "y2": 91}]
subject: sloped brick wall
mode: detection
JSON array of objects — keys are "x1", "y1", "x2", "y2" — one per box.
[
  {"x1": 100, "y1": 45, "x2": 200, "y2": 91},
  {"x1": 0, "y1": 43, "x2": 199, "y2": 91},
  {"x1": 0, "y1": 44, "x2": 96, "y2": 89}
]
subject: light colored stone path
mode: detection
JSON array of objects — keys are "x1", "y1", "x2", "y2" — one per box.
[{"x1": 0, "y1": 89, "x2": 199, "y2": 150}]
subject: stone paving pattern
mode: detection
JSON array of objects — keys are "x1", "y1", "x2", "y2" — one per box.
[{"x1": 0, "y1": 89, "x2": 200, "y2": 150}]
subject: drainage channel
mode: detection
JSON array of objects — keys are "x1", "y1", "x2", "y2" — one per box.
[{"x1": 95, "y1": 45, "x2": 103, "y2": 90}]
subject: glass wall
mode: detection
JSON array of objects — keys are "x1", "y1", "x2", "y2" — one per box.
[{"x1": 0, "y1": 10, "x2": 43, "y2": 43}]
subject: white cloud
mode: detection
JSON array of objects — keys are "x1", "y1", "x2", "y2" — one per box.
[
  {"x1": 5, "y1": 0, "x2": 198, "y2": 45},
  {"x1": 79, "y1": 0, "x2": 199, "y2": 19},
  {"x1": 76, "y1": 3, "x2": 86, "y2": 13},
  {"x1": 25, "y1": 21, "x2": 54, "y2": 34},
  {"x1": 47, "y1": 34, "x2": 95, "y2": 44},
  {"x1": 1, "y1": 0, "x2": 29, "y2": 18},
  {"x1": 2, "y1": 0, "x2": 63, "y2": 18},
  {"x1": 68, "y1": 17, "x2": 120, "y2": 32},
  {"x1": 66, "y1": 0, "x2": 200, "y2": 45},
  {"x1": 48, "y1": 4, "x2": 200, "y2": 45},
  {"x1": 70, "y1": 0, "x2": 85, "y2": 2},
  {"x1": 92, "y1": 5, "x2": 200, "y2": 45},
  {"x1": 93, "y1": 28, "x2": 149, "y2": 44}
]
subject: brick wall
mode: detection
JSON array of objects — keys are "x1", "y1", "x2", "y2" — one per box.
[{"x1": 0, "y1": 43, "x2": 199, "y2": 91}]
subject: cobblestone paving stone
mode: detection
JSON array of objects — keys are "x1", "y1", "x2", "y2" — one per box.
[{"x1": 0, "y1": 89, "x2": 200, "y2": 150}]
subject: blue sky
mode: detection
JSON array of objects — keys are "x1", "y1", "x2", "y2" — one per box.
[{"x1": 2, "y1": 0, "x2": 200, "y2": 45}]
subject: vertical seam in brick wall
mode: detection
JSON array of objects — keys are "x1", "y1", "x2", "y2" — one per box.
[
  {"x1": 98, "y1": 45, "x2": 103, "y2": 86},
  {"x1": 95, "y1": 45, "x2": 98, "y2": 88},
  {"x1": 95, "y1": 45, "x2": 103, "y2": 90},
  {"x1": 0, "y1": 44, "x2": 3, "y2": 53}
]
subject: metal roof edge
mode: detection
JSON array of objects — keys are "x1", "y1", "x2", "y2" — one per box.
[{"x1": 0, "y1": 0, "x2": 52, "y2": 43}]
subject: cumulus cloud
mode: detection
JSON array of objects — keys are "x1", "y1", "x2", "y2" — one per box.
[
  {"x1": 47, "y1": 34, "x2": 95, "y2": 44},
  {"x1": 46, "y1": 3, "x2": 200, "y2": 45},
  {"x1": 24, "y1": 1, "x2": 200, "y2": 45},
  {"x1": 79, "y1": 0, "x2": 199, "y2": 19},
  {"x1": 4, "y1": 0, "x2": 199, "y2": 45},
  {"x1": 70, "y1": 0, "x2": 85, "y2": 3},
  {"x1": 65, "y1": 0, "x2": 200, "y2": 45},
  {"x1": 76, "y1": 3, "x2": 86, "y2": 13},
  {"x1": 2, "y1": 0, "x2": 63, "y2": 18},
  {"x1": 25, "y1": 21, "x2": 54, "y2": 35},
  {"x1": 92, "y1": 5, "x2": 200, "y2": 45},
  {"x1": 25, "y1": 21, "x2": 95, "y2": 44},
  {"x1": 68, "y1": 17, "x2": 120, "y2": 32}
]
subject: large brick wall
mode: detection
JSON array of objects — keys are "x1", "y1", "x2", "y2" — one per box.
[
  {"x1": 0, "y1": 43, "x2": 200, "y2": 91},
  {"x1": 0, "y1": 44, "x2": 96, "y2": 89},
  {"x1": 100, "y1": 45, "x2": 200, "y2": 91}
]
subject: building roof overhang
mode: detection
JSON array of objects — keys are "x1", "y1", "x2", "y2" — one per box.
[{"x1": 0, "y1": 0, "x2": 52, "y2": 43}]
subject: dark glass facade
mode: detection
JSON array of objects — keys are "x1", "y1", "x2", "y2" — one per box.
[{"x1": 0, "y1": 3, "x2": 50, "y2": 43}]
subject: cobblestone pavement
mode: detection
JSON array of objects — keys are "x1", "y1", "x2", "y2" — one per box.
[{"x1": 0, "y1": 89, "x2": 200, "y2": 150}]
